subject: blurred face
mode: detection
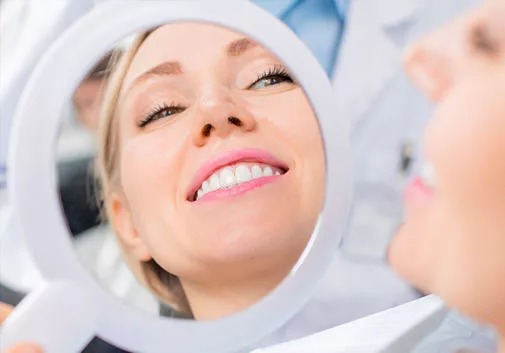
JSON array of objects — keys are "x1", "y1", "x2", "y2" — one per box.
[
  {"x1": 73, "y1": 78, "x2": 104, "y2": 133},
  {"x1": 389, "y1": 0, "x2": 505, "y2": 332},
  {"x1": 110, "y1": 24, "x2": 324, "y2": 292}
]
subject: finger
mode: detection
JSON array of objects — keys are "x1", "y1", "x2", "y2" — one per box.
[
  {"x1": 5, "y1": 343, "x2": 43, "y2": 353},
  {"x1": 0, "y1": 302, "x2": 13, "y2": 323}
]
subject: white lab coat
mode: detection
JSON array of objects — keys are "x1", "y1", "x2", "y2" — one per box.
[{"x1": 0, "y1": 0, "x2": 496, "y2": 352}]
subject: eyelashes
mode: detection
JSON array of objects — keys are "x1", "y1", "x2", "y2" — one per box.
[
  {"x1": 138, "y1": 103, "x2": 186, "y2": 128},
  {"x1": 248, "y1": 64, "x2": 294, "y2": 89},
  {"x1": 137, "y1": 64, "x2": 294, "y2": 129}
]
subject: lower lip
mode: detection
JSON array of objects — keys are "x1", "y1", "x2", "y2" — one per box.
[
  {"x1": 194, "y1": 174, "x2": 283, "y2": 203},
  {"x1": 404, "y1": 177, "x2": 435, "y2": 209}
]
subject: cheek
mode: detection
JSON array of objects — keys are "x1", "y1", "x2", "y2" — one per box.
[
  {"x1": 248, "y1": 90, "x2": 324, "y2": 167},
  {"x1": 248, "y1": 90, "x2": 321, "y2": 141},
  {"x1": 279, "y1": 91, "x2": 323, "y2": 151},
  {"x1": 119, "y1": 131, "x2": 185, "y2": 232},
  {"x1": 249, "y1": 90, "x2": 325, "y2": 206},
  {"x1": 425, "y1": 81, "x2": 505, "y2": 217},
  {"x1": 419, "y1": 79, "x2": 505, "y2": 313}
]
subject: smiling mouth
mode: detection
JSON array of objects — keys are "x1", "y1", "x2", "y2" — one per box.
[{"x1": 190, "y1": 163, "x2": 288, "y2": 202}]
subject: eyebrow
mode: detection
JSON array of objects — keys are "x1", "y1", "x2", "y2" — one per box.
[
  {"x1": 125, "y1": 61, "x2": 182, "y2": 93},
  {"x1": 227, "y1": 38, "x2": 259, "y2": 56},
  {"x1": 123, "y1": 37, "x2": 259, "y2": 96}
]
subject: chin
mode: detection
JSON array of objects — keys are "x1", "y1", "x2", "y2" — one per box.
[{"x1": 191, "y1": 220, "x2": 308, "y2": 265}]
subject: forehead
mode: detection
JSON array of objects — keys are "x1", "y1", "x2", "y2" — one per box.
[{"x1": 122, "y1": 23, "x2": 245, "y2": 88}]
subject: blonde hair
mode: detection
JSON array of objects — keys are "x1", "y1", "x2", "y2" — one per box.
[{"x1": 96, "y1": 32, "x2": 192, "y2": 316}]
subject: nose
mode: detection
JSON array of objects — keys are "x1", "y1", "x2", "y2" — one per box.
[
  {"x1": 192, "y1": 88, "x2": 257, "y2": 147},
  {"x1": 403, "y1": 31, "x2": 454, "y2": 102}
]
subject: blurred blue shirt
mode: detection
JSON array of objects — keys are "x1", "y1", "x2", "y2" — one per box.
[{"x1": 253, "y1": 0, "x2": 349, "y2": 76}]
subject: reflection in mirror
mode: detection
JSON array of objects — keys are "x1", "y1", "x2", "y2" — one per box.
[{"x1": 56, "y1": 22, "x2": 325, "y2": 321}]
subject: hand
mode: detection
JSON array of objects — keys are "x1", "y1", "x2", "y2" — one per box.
[{"x1": 0, "y1": 303, "x2": 43, "y2": 353}]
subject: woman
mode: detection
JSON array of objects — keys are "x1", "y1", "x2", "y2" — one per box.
[
  {"x1": 388, "y1": 0, "x2": 505, "y2": 352},
  {"x1": 0, "y1": 21, "x2": 325, "y2": 352},
  {"x1": 0, "y1": 22, "x2": 326, "y2": 351},
  {"x1": 96, "y1": 22, "x2": 325, "y2": 320}
]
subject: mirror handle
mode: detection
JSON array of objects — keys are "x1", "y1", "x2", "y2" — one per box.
[{"x1": 0, "y1": 281, "x2": 99, "y2": 353}]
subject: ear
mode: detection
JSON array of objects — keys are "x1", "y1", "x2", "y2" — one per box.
[{"x1": 109, "y1": 192, "x2": 152, "y2": 262}]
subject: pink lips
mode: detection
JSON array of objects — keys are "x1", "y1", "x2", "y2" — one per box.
[
  {"x1": 404, "y1": 177, "x2": 435, "y2": 209},
  {"x1": 187, "y1": 148, "x2": 289, "y2": 202}
]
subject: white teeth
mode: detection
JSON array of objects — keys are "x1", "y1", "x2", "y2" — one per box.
[
  {"x1": 210, "y1": 174, "x2": 220, "y2": 190},
  {"x1": 251, "y1": 165, "x2": 262, "y2": 179},
  {"x1": 219, "y1": 168, "x2": 236, "y2": 188},
  {"x1": 421, "y1": 163, "x2": 437, "y2": 188},
  {"x1": 235, "y1": 165, "x2": 253, "y2": 183},
  {"x1": 194, "y1": 163, "x2": 285, "y2": 201}
]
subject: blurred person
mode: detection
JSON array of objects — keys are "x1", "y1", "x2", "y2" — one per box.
[
  {"x1": 72, "y1": 51, "x2": 115, "y2": 134},
  {"x1": 256, "y1": 2, "x2": 496, "y2": 352},
  {"x1": 388, "y1": 1, "x2": 505, "y2": 352},
  {"x1": 59, "y1": 51, "x2": 119, "y2": 237}
]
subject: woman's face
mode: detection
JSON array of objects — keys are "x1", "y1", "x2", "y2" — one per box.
[
  {"x1": 389, "y1": 0, "x2": 505, "y2": 330},
  {"x1": 110, "y1": 24, "x2": 324, "y2": 290}
]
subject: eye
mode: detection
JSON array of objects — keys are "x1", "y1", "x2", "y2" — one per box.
[
  {"x1": 138, "y1": 103, "x2": 186, "y2": 128},
  {"x1": 470, "y1": 23, "x2": 499, "y2": 56},
  {"x1": 248, "y1": 65, "x2": 294, "y2": 90}
]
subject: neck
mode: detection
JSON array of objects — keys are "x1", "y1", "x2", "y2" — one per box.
[
  {"x1": 181, "y1": 268, "x2": 288, "y2": 320},
  {"x1": 500, "y1": 332, "x2": 505, "y2": 353}
]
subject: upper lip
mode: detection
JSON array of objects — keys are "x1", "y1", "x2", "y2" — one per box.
[{"x1": 186, "y1": 147, "x2": 289, "y2": 201}]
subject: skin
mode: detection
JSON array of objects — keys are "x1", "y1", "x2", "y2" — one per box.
[
  {"x1": 109, "y1": 23, "x2": 325, "y2": 320},
  {"x1": 388, "y1": 0, "x2": 505, "y2": 351},
  {"x1": 73, "y1": 78, "x2": 105, "y2": 133}
]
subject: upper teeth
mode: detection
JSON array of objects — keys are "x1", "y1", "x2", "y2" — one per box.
[
  {"x1": 421, "y1": 163, "x2": 437, "y2": 188},
  {"x1": 195, "y1": 163, "x2": 283, "y2": 200}
]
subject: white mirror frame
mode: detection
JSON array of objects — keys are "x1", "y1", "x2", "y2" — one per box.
[{"x1": 6, "y1": 1, "x2": 352, "y2": 352}]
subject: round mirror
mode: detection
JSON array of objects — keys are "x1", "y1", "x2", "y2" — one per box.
[
  {"x1": 60, "y1": 20, "x2": 325, "y2": 321},
  {"x1": 8, "y1": 1, "x2": 351, "y2": 352}
]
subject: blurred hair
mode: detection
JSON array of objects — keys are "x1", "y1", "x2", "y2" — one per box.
[{"x1": 85, "y1": 50, "x2": 118, "y2": 80}]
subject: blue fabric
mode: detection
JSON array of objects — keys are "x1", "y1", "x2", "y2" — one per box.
[{"x1": 253, "y1": 0, "x2": 349, "y2": 76}]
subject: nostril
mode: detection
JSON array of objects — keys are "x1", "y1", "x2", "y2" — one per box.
[
  {"x1": 228, "y1": 116, "x2": 243, "y2": 127},
  {"x1": 202, "y1": 124, "x2": 213, "y2": 137}
]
